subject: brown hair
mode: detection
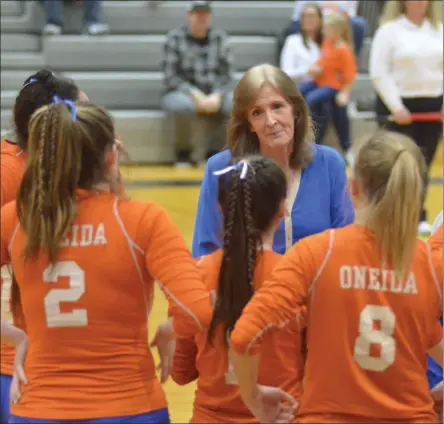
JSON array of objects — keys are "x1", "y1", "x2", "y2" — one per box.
[
  {"x1": 301, "y1": 2, "x2": 324, "y2": 47},
  {"x1": 16, "y1": 101, "x2": 116, "y2": 264},
  {"x1": 226, "y1": 64, "x2": 314, "y2": 170},
  {"x1": 207, "y1": 155, "x2": 287, "y2": 345},
  {"x1": 353, "y1": 131, "x2": 426, "y2": 278}
]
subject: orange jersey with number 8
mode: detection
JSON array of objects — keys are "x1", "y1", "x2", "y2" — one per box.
[
  {"x1": 172, "y1": 249, "x2": 305, "y2": 423},
  {"x1": 231, "y1": 225, "x2": 443, "y2": 423},
  {"x1": 0, "y1": 191, "x2": 212, "y2": 421}
]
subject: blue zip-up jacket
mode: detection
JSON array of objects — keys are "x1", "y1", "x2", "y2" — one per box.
[{"x1": 192, "y1": 144, "x2": 355, "y2": 257}]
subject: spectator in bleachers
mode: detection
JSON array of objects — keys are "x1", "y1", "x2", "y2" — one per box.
[
  {"x1": 42, "y1": 0, "x2": 110, "y2": 36},
  {"x1": 370, "y1": 0, "x2": 443, "y2": 235},
  {"x1": 280, "y1": 3, "x2": 323, "y2": 85},
  {"x1": 281, "y1": 5, "x2": 355, "y2": 157},
  {"x1": 288, "y1": 1, "x2": 367, "y2": 56},
  {"x1": 299, "y1": 13, "x2": 356, "y2": 157},
  {"x1": 161, "y1": 0, "x2": 234, "y2": 168}
]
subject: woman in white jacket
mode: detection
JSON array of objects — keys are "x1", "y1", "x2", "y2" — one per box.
[{"x1": 280, "y1": 3, "x2": 322, "y2": 84}]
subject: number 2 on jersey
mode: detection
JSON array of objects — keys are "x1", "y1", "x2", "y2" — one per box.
[
  {"x1": 353, "y1": 305, "x2": 396, "y2": 372},
  {"x1": 44, "y1": 261, "x2": 88, "y2": 328}
]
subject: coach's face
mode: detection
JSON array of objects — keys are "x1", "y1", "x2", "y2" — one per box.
[{"x1": 247, "y1": 84, "x2": 295, "y2": 150}]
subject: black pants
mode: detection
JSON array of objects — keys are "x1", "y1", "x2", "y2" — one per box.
[{"x1": 376, "y1": 95, "x2": 443, "y2": 222}]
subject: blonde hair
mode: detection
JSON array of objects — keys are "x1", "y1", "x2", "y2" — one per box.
[
  {"x1": 353, "y1": 131, "x2": 426, "y2": 278},
  {"x1": 323, "y1": 13, "x2": 354, "y2": 47},
  {"x1": 16, "y1": 102, "x2": 116, "y2": 263},
  {"x1": 380, "y1": 0, "x2": 442, "y2": 28},
  {"x1": 227, "y1": 64, "x2": 314, "y2": 170}
]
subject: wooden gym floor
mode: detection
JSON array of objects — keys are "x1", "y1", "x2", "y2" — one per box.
[{"x1": 120, "y1": 149, "x2": 443, "y2": 423}]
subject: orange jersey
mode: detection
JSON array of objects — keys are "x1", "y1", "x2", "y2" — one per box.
[
  {"x1": 1, "y1": 139, "x2": 27, "y2": 207},
  {"x1": 315, "y1": 39, "x2": 357, "y2": 90},
  {"x1": 429, "y1": 223, "x2": 443, "y2": 251},
  {"x1": 231, "y1": 225, "x2": 443, "y2": 423},
  {"x1": 0, "y1": 191, "x2": 212, "y2": 420},
  {"x1": 1, "y1": 138, "x2": 27, "y2": 376},
  {"x1": 172, "y1": 249, "x2": 305, "y2": 423}
]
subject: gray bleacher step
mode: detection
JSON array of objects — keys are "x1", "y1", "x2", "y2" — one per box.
[
  {"x1": 1, "y1": 52, "x2": 45, "y2": 70},
  {"x1": 358, "y1": 38, "x2": 371, "y2": 74},
  {"x1": 0, "y1": 71, "x2": 375, "y2": 110},
  {"x1": 1, "y1": 33, "x2": 40, "y2": 52},
  {"x1": 1, "y1": 104, "x2": 378, "y2": 163},
  {"x1": 1, "y1": 91, "x2": 16, "y2": 110},
  {"x1": 113, "y1": 110, "x2": 174, "y2": 163},
  {"x1": 1, "y1": 71, "x2": 34, "y2": 91},
  {"x1": 1, "y1": 109, "x2": 13, "y2": 131},
  {"x1": 43, "y1": 33, "x2": 371, "y2": 75},
  {"x1": 0, "y1": 107, "x2": 174, "y2": 163},
  {"x1": 1, "y1": 1, "x2": 293, "y2": 36},
  {"x1": 1, "y1": 1, "x2": 24, "y2": 17},
  {"x1": 43, "y1": 35, "x2": 276, "y2": 72}
]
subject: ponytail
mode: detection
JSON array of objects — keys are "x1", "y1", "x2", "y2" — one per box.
[
  {"x1": 207, "y1": 170, "x2": 258, "y2": 345},
  {"x1": 16, "y1": 102, "x2": 81, "y2": 263},
  {"x1": 16, "y1": 101, "x2": 115, "y2": 264},
  {"x1": 355, "y1": 132, "x2": 426, "y2": 279},
  {"x1": 207, "y1": 156, "x2": 287, "y2": 345}
]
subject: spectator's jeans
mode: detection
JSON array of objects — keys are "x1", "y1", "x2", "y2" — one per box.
[
  {"x1": 299, "y1": 82, "x2": 350, "y2": 151},
  {"x1": 161, "y1": 90, "x2": 233, "y2": 163},
  {"x1": 43, "y1": 0, "x2": 102, "y2": 27},
  {"x1": 289, "y1": 16, "x2": 367, "y2": 57}
]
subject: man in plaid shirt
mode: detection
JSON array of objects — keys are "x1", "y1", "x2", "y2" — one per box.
[{"x1": 161, "y1": 0, "x2": 234, "y2": 167}]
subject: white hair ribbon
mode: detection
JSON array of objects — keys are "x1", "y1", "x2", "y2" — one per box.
[{"x1": 213, "y1": 160, "x2": 249, "y2": 180}]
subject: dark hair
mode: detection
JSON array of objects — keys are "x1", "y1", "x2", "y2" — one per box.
[
  {"x1": 300, "y1": 2, "x2": 323, "y2": 47},
  {"x1": 13, "y1": 68, "x2": 79, "y2": 149},
  {"x1": 207, "y1": 155, "x2": 287, "y2": 345}
]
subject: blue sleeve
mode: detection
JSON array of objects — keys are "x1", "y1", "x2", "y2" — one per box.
[
  {"x1": 329, "y1": 150, "x2": 355, "y2": 228},
  {"x1": 191, "y1": 153, "x2": 228, "y2": 258}
]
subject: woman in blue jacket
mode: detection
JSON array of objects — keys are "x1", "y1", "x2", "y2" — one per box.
[{"x1": 192, "y1": 64, "x2": 354, "y2": 257}]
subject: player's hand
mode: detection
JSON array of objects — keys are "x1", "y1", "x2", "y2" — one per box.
[
  {"x1": 242, "y1": 384, "x2": 298, "y2": 423},
  {"x1": 10, "y1": 334, "x2": 28, "y2": 404},
  {"x1": 431, "y1": 381, "x2": 443, "y2": 422},
  {"x1": 392, "y1": 108, "x2": 412, "y2": 125},
  {"x1": 150, "y1": 319, "x2": 176, "y2": 384}
]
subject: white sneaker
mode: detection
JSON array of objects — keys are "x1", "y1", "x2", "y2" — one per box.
[
  {"x1": 418, "y1": 220, "x2": 433, "y2": 236},
  {"x1": 174, "y1": 161, "x2": 192, "y2": 169},
  {"x1": 86, "y1": 23, "x2": 110, "y2": 36},
  {"x1": 42, "y1": 24, "x2": 62, "y2": 36}
]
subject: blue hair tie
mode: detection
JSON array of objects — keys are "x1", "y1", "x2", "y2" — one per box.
[
  {"x1": 21, "y1": 78, "x2": 38, "y2": 90},
  {"x1": 52, "y1": 95, "x2": 77, "y2": 121},
  {"x1": 213, "y1": 160, "x2": 250, "y2": 180}
]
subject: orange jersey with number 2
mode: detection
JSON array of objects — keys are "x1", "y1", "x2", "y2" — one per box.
[
  {"x1": 0, "y1": 191, "x2": 212, "y2": 421},
  {"x1": 231, "y1": 225, "x2": 443, "y2": 423}
]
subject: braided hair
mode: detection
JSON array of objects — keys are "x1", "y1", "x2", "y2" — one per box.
[{"x1": 207, "y1": 155, "x2": 287, "y2": 345}]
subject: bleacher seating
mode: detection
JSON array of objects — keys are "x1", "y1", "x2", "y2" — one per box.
[{"x1": 1, "y1": 0, "x2": 376, "y2": 163}]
